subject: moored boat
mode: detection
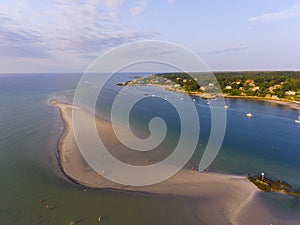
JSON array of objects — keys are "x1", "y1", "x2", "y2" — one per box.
[
  {"x1": 246, "y1": 113, "x2": 253, "y2": 117},
  {"x1": 295, "y1": 115, "x2": 300, "y2": 124}
]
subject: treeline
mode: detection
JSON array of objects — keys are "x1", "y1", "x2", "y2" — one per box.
[
  {"x1": 157, "y1": 71, "x2": 300, "y2": 99},
  {"x1": 215, "y1": 71, "x2": 300, "y2": 87}
]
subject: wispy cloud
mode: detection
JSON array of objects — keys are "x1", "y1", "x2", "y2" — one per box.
[
  {"x1": 249, "y1": 3, "x2": 300, "y2": 22},
  {"x1": 200, "y1": 47, "x2": 248, "y2": 55},
  {"x1": 0, "y1": 16, "x2": 50, "y2": 58},
  {"x1": 167, "y1": 0, "x2": 176, "y2": 4},
  {"x1": 104, "y1": 0, "x2": 127, "y2": 10},
  {"x1": 130, "y1": 0, "x2": 148, "y2": 16},
  {"x1": 0, "y1": 0, "x2": 157, "y2": 60}
]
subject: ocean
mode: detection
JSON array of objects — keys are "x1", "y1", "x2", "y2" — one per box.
[{"x1": 0, "y1": 73, "x2": 300, "y2": 224}]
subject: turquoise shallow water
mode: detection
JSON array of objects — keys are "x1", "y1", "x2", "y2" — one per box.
[{"x1": 0, "y1": 73, "x2": 300, "y2": 224}]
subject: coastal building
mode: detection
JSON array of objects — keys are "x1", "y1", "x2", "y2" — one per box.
[
  {"x1": 285, "y1": 91, "x2": 296, "y2": 95},
  {"x1": 225, "y1": 85, "x2": 232, "y2": 90},
  {"x1": 271, "y1": 95, "x2": 279, "y2": 99},
  {"x1": 269, "y1": 84, "x2": 281, "y2": 92},
  {"x1": 233, "y1": 80, "x2": 242, "y2": 85},
  {"x1": 245, "y1": 79, "x2": 255, "y2": 87}
]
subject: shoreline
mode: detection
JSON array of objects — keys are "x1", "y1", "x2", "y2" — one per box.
[
  {"x1": 125, "y1": 83, "x2": 300, "y2": 111},
  {"x1": 50, "y1": 99, "x2": 298, "y2": 224},
  {"x1": 223, "y1": 95, "x2": 300, "y2": 111},
  {"x1": 49, "y1": 99, "x2": 86, "y2": 188}
]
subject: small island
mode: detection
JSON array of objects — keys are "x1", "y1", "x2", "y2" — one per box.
[{"x1": 248, "y1": 173, "x2": 300, "y2": 197}]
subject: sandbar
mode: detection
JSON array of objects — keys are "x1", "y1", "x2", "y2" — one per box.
[{"x1": 50, "y1": 99, "x2": 298, "y2": 225}]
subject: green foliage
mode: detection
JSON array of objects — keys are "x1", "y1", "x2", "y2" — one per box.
[
  {"x1": 156, "y1": 71, "x2": 300, "y2": 99},
  {"x1": 126, "y1": 71, "x2": 300, "y2": 100}
]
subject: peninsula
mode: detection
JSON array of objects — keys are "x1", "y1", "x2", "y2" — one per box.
[{"x1": 119, "y1": 71, "x2": 300, "y2": 110}]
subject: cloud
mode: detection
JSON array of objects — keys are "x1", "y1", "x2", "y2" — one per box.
[
  {"x1": 104, "y1": 0, "x2": 127, "y2": 10},
  {"x1": 103, "y1": 0, "x2": 127, "y2": 18},
  {"x1": 0, "y1": 0, "x2": 157, "y2": 60},
  {"x1": 167, "y1": 0, "x2": 176, "y2": 4},
  {"x1": 47, "y1": 0, "x2": 155, "y2": 57},
  {"x1": 0, "y1": 16, "x2": 50, "y2": 58},
  {"x1": 200, "y1": 47, "x2": 248, "y2": 55},
  {"x1": 249, "y1": 3, "x2": 300, "y2": 22},
  {"x1": 130, "y1": 0, "x2": 148, "y2": 16}
]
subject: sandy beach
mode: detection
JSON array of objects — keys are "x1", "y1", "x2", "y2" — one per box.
[{"x1": 50, "y1": 99, "x2": 299, "y2": 225}]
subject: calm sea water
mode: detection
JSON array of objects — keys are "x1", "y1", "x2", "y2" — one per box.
[{"x1": 0, "y1": 73, "x2": 300, "y2": 224}]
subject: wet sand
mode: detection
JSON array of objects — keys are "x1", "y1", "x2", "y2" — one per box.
[
  {"x1": 50, "y1": 99, "x2": 299, "y2": 225},
  {"x1": 265, "y1": 99, "x2": 300, "y2": 111}
]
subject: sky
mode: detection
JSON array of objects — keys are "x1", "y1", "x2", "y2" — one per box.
[{"x1": 0, "y1": 0, "x2": 300, "y2": 72}]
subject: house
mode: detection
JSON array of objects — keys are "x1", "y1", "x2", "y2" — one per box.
[
  {"x1": 245, "y1": 79, "x2": 254, "y2": 83},
  {"x1": 245, "y1": 79, "x2": 255, "y2": 87},
  {"x1": 225, "y1": 85, "x2": 232, "y2": 90},
  {"x1": 269, "y1": 85, "x2": 281, "y2": 92},
  {"x1": 233, "y1": 80, "x2": 242, "y2": 85},
  {"x1": 285, "y1": 91, "x2": 296, "y2": 95}
]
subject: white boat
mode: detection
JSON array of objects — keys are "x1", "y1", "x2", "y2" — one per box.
[
  {"x1": 224, "y1": 105, "x2": 229, "y2": 109},
  {"x1": 246, "y1": 113, "x2": 253, "y2": 117},
  {"x1": 295, "y1": 115, "x2": 300, "y2": 124}
]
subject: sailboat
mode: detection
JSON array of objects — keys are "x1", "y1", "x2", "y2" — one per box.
[{"x1": 295, "y1": 115, "x2": 300, "y2": 124}]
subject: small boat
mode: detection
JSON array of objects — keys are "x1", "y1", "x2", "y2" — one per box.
[
  {"x1": 246, "y1": 113, "x2": 253, "y2": 117},
  {"x1": 295, "y1": 115, "x2": 300, "y2": 124},
  {"x1": 224, "y1": 105, "x2": 229, "y2": 109}
]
